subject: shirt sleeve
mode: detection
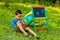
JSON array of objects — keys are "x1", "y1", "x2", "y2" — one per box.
[{"x1": 11, "y1": 19, "x2": 16, "y2": 28}]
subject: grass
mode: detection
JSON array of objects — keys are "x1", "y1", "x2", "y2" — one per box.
[{"x1": 0, "y1": 3, "x2": 60, "y2": 40}]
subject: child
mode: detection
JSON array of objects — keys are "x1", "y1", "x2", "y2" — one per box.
[{"x1": 11, "y1": 10, "x2": 40, "y2": 38}]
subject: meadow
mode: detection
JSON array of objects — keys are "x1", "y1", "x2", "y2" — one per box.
[{"x1": 0, "y1": 3, "x2": 60, "y2": 40}]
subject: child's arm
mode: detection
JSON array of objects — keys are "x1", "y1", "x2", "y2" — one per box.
[{"x1": 22, "y1": 19, "x2": 25, "y2": 24}]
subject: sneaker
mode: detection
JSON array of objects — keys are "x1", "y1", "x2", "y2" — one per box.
[
  {"x1": 35, "y1": 35, "x2": 40, "y2": 39},
  {"x1": 24, "y1": 34, "x2": 28, "y2": 37}
]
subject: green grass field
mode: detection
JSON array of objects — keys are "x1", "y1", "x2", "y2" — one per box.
[{"x1": 0, "y1": 3, "x2": 60, "y2": 40}]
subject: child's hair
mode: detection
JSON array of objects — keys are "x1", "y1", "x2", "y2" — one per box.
[{"x1": 15, "y1": 10, "x2": 22, "y2": 15}]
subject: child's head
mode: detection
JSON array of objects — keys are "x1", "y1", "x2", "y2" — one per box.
[{"x1": 15, "y1": 10, "x2": 22, "y2": 20}]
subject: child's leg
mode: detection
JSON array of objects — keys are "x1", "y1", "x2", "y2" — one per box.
[
  {"x1": 25, "y1": 27, "x2": 37, "y2": 36},
  {"x1": 16, "y1": 21, "x2": 28, "y2": 36}
]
